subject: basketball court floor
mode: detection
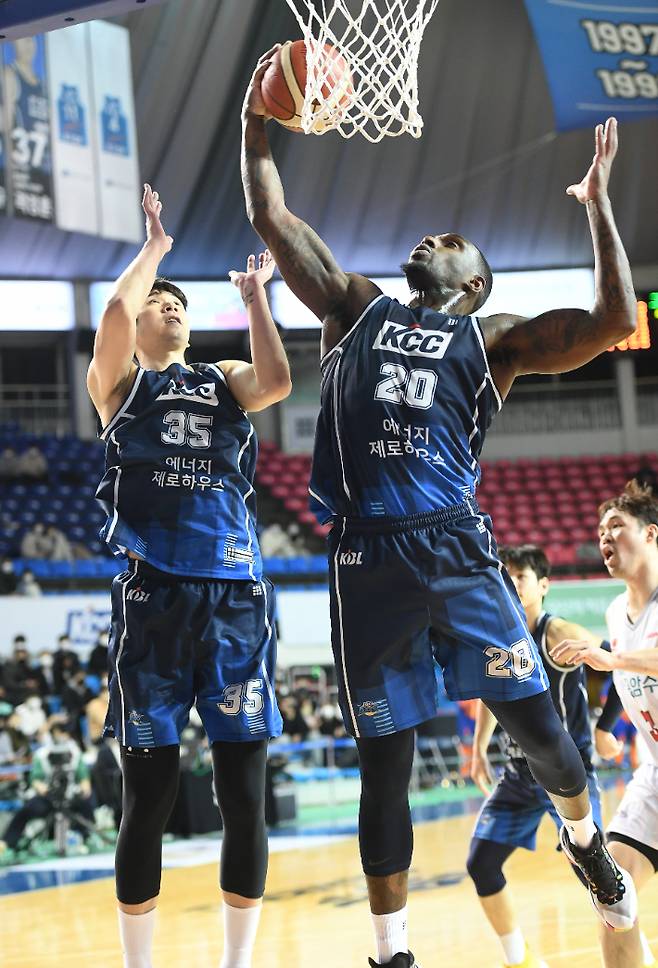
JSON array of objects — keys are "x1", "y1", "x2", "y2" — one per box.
[{"x1": 3, "y1": 778, "x2": 657, "y2": 967}]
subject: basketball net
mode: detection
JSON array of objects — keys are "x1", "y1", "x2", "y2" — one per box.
[{"x1": 283, "y1": 0, "x2": 440, "y2": 142}]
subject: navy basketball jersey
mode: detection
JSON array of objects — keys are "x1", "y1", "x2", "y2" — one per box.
[
  {"x1": 507, "y1": 611, "x2": 592, "y2": 764},
  {"x1": 11, "y1": 66, "x2": 50, "y2": 170},
  {"x1": 96, "y1": 362, "x2": 262, "y2": 581},
  {"x1": 309, "y1": 294, "x2": 502, "y2": 522}
]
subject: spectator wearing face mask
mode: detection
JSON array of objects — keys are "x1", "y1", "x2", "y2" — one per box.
[
  {"x1": 0, "y1": 558, "x2": 18, "y2": 596},
  {"x1": 87, "y1": 631, "x2": 110, "y2": 678},
  {"x1": 3, "y1": 637, "x2": 39, "y2": 705},
  {"x1": 52, "y1": 635, "x2": 81, "y2": 694},
  {"x1": 35, "y1": 651, "x2": 56, "y2": 698},
  {"x1": 61, "y1": 670, "x2": 95, "y2": 746},
  {"x1": 16, "y1": 569, "x2": 42, "y2": 597},
  {"x1": 12, "y1": 692, "x2": 47, "y2": 740}
]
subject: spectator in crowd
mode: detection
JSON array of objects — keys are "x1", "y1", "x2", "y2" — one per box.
[
  {"x1": 52, "y1": 634, "x2": 80, "y2": 694},
  {"x1": 279, "y1": 694, "x2": 311, "y2": 742},
  {"x1": 86, "y1": 680, "x2": 109, "y2": 745},
  {"x1": 16, "y1": 446, "x2": 48, "y2": 482},
  {"x1": 2, "y1": 636, "x2": 40, "y2": 705},
  {"x1": 61, "y1": 670, "x2": 95, "y2": 746},
  {"x1": 35, "y1": 649, "x2": 57, "y2": 698},
  {"x1": 87, "y1": 631, "x2": 110, "y2": 678},
  {"x1": 20, "y1": 522, "x2": 51, "y2": 560},
  {"x1": 16, "y1": 568, "x2": 42, "y2": 597},
  {"x1": 0, "y1": 447, "x2": 19, "y2": 481},
  {"x1": 91, "y1": 736, "x2": 122, "y2": 828},
  {"x1": 0, "y1": 701, "x2": 25, "y2": 764},
  {"x1": 259, "y1": 522, "x2": 295, "y2": 558},
  {"x1": 12, "y1": 692, "x2": 47, "y2": 740},
  {"x1": 0, "y1": 557, "x2": 18, "y2": 595},
  {"x1": 286, "y1": 522, "x2": 309, "y2": 556},
  {"x1": 0, "y1": 720, "x2": 95, "y2": 855},
  {"x1": 44, "y1": 525, "x2": 73, "y2": 562}
]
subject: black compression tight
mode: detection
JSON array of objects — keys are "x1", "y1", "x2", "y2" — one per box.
[
  {"x1": 485, "y1": 691, "x2": 587, "y2": 799},
  {"x1": 116, "y1": 744, "x2": 181, "y2": 905},
  {"x1": 212, "y1": 739, "x2": 268, "y2": 899},
  {"x1": 356, "y1": 728, "x2": 415, "y2": 877}
]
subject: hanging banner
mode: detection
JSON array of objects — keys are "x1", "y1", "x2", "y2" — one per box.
[
  {"x1": 523, "y1": 0, "x2": 658, "y2": 131},
  {"x1": 2, "y1": 35, "x2": 54, "y2": 221},
  {"x1": 87, "y1": 20, "x2": 141, "y2": 243},
  {"x1": 46, "y1": 23, "x2": 99, "y2": 235},
  {"x1": 0, "y1": 57, "x2": 6, "y2": 214}
]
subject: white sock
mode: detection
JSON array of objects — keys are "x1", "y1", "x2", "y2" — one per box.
[
  {"x1": 559, "y1": 807, "x2": 597, "y2": 848},
  {"x1": 117, "y1": 908, "x2": 156, "y2": 968},
  {"x1": 499, "y1": 927, "x2": 526, "y2": 965},
  {"x1": 220, "y1": 902, "x2": 262, "y2": 968},
  {"x1": 371, "y1": 906, "x2": 408, "y2": 964},
  {"x1": 641, "y1": 931, "x2": 655, "y2": 966}
]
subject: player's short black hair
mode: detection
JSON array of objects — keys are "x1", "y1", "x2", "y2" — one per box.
[
  {"x1": 499, "y1": 544, "x2": 551, "y2": 581},
  {"x1": 150, "y1": 277, "x2": 188, "y2": 310},
  {"x1": 472, "y1": 244, "x2": 493, "y2": 312},
  {"x1": 599, "y1": 480, "x2": 658, "y2": 547}
]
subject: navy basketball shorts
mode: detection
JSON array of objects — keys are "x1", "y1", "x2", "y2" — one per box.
[
  {"x1": 104, "y1": 560, "x2": 282, "y2": 748},
  {"x1": 328, "y1": 502, "x2": 549, "y2": 738},
  {"x1": 472, "y1": 759, "x2": 603, "y2": 851}
]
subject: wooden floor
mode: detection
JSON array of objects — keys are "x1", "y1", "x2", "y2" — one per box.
[{"x1": 3, "y1": 783, "x2": 658, "y2": 967}]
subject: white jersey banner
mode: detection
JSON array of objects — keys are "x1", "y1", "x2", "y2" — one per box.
[
  {"x1": 87, "y1": 20, "x2": 141, "y2": 243},
  {"x1": 46, "y1": 24, "x2": 99, "y2": 236}
]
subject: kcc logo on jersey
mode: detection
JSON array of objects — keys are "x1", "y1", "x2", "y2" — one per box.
[{"x1": 373, "y1": 321, "x2": 454, "y2": 359}]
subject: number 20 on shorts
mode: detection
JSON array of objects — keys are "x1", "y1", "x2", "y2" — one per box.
[{"x1": 485, "y1": 640, "x2": 536, "y2": 680}]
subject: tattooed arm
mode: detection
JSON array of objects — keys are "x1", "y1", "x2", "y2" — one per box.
[
  {"x1": 241, "y1": 47, "x2": 379, "y2": 355},
  {"x1": 481, "y1": 119, "x2": 636, "y2": 399}
]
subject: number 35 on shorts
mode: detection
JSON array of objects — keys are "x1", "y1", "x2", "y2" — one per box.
[
  {"x1": 217, "y1": 679, "x2": 264, "y2": 716},
  {"x1": 485, "y1": 640, "x2": 536, "y2": 681}
]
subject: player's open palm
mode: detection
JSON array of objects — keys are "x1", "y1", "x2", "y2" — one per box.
[
  {"x1": 566, "y1": 117, "x2": 618, "y2": 204},
  {"x1": 142, "y1": 183, "x2": 173, "y2": 253},
  {"x1": 230, "y1": 251, "x2": 276, "y2": 304}
]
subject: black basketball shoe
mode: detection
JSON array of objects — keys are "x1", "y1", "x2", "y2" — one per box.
[
  {"x1": 560, "y1": 825, "x2": 637, "y2": 930},
  {"x1": 368, "y1": 953, "x2": 419, "y2": 967}
]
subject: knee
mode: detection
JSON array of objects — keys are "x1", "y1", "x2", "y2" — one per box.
[
  {"x1": 466, "y1": 839, "x2": 506, "y2": 897},
  {"x1": 358, "y1": 731, "x2": 414, "y2": 803}
]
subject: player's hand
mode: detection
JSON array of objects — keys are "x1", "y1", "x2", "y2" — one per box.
[
  {"x1": 142, "y1": 183, "x2": 173, "y2": 254},
  {"x1": 550, "y1": 638, "x2": 616, "y2": 672},
  {"x1": 242, "y1": 45, "x2": 280, "y2": 120},
  {"x1": 566, "y1": 117, "x2": 618, "y2": 204},
  {"x1": 229, "y1": 250, "x2": 276, "y2": 305},
  {"x1": 470, "y1": 750, "x2": 494, "y2": 796},
  {"x1": 595, "y1": 727, "x2": 624, "y2": 761}
]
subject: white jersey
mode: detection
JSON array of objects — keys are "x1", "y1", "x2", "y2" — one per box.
[{"x1": 607, "y1": 587, "x2": 658, "y2": 766}]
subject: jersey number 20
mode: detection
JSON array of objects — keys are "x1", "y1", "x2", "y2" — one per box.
[
  {"x1": 374, "y1": 363, "x2": 437, "y2": 410},
  {"x1": 485, "y1": 640, "x2": 536, "y2": 681}
]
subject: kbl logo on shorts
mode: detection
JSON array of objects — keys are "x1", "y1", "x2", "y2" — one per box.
[
  {"x1": 126, "y1": 586, "x2": 151, "y2": 603},
  {"x1": 339, "y1": 550, "x2": 363, "y2": 566}
]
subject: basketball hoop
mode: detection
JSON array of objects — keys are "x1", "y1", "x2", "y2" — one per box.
[{"x1": 283, "y1": 0, "x2": 440, "y2": 142}]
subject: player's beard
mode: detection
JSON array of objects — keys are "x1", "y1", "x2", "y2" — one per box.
[{"x1": 401, "y1": 260, "x2": 450, "y2": 304}]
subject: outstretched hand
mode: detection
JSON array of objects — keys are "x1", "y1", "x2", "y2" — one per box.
[
  {"x1": 566, "y1": 117, "x2": 618, "y2": 205},
  {"x1": 229, "y1": 250, "x2": 277, "y2": 305},
  {"x1": 142, "y1": 183, "x2": 173, "y2": 253},
  {"x1": 242, "y1": 45, "x2": 281, "y2": 120},
  {"x1": 549, "y1": 638, "x2": 616, "y2": 672}
]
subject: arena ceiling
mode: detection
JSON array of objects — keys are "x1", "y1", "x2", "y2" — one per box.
[{"x1": 1, "y1": 0, "x2": 656, "y2": 282}]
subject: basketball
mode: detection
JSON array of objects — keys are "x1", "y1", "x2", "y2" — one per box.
[{"x1": 261, "y1": 39, "x2": 353, "y2": 133}]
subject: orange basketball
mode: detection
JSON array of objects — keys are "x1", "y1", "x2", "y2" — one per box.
[{"x1": 261, "y1": 39, "x2": 353, "y2": 133}]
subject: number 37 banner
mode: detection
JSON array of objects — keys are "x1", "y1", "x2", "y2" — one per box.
[{"x1": 523, "y1": 0, "x2": 658, "y2": 131}]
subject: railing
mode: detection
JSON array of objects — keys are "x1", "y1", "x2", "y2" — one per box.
[
  {"x1": 0, "y1": 385, "x2": 71, "y2": 436},
  {"x1": 490, "y1": 380, "x2": 620, "y2": 435},
  {"x1": 637, "y1": 377, "x2": 658, "y2": 426}
]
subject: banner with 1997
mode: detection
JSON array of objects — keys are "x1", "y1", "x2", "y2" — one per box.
[{"x1": 523, "y1": 0, "x2": 658, "y2": 131}]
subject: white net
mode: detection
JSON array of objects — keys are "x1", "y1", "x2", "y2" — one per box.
[{"x1": 283, "y1": 0, "x2": 440, "y2": 142}]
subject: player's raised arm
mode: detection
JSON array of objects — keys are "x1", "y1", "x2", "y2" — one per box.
[
  {"x1": 87, "y1": 184, "x2": 173, "y2": 419},
  {"x1": 221, "y1": 249, "x2": 292, "y2": 411},
  {"x1": 241, "y1": 48, "x2": 378, "y2": 339},
  {"x1": 481, "y1": 118, "x2": 636, "y2": 399}
]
